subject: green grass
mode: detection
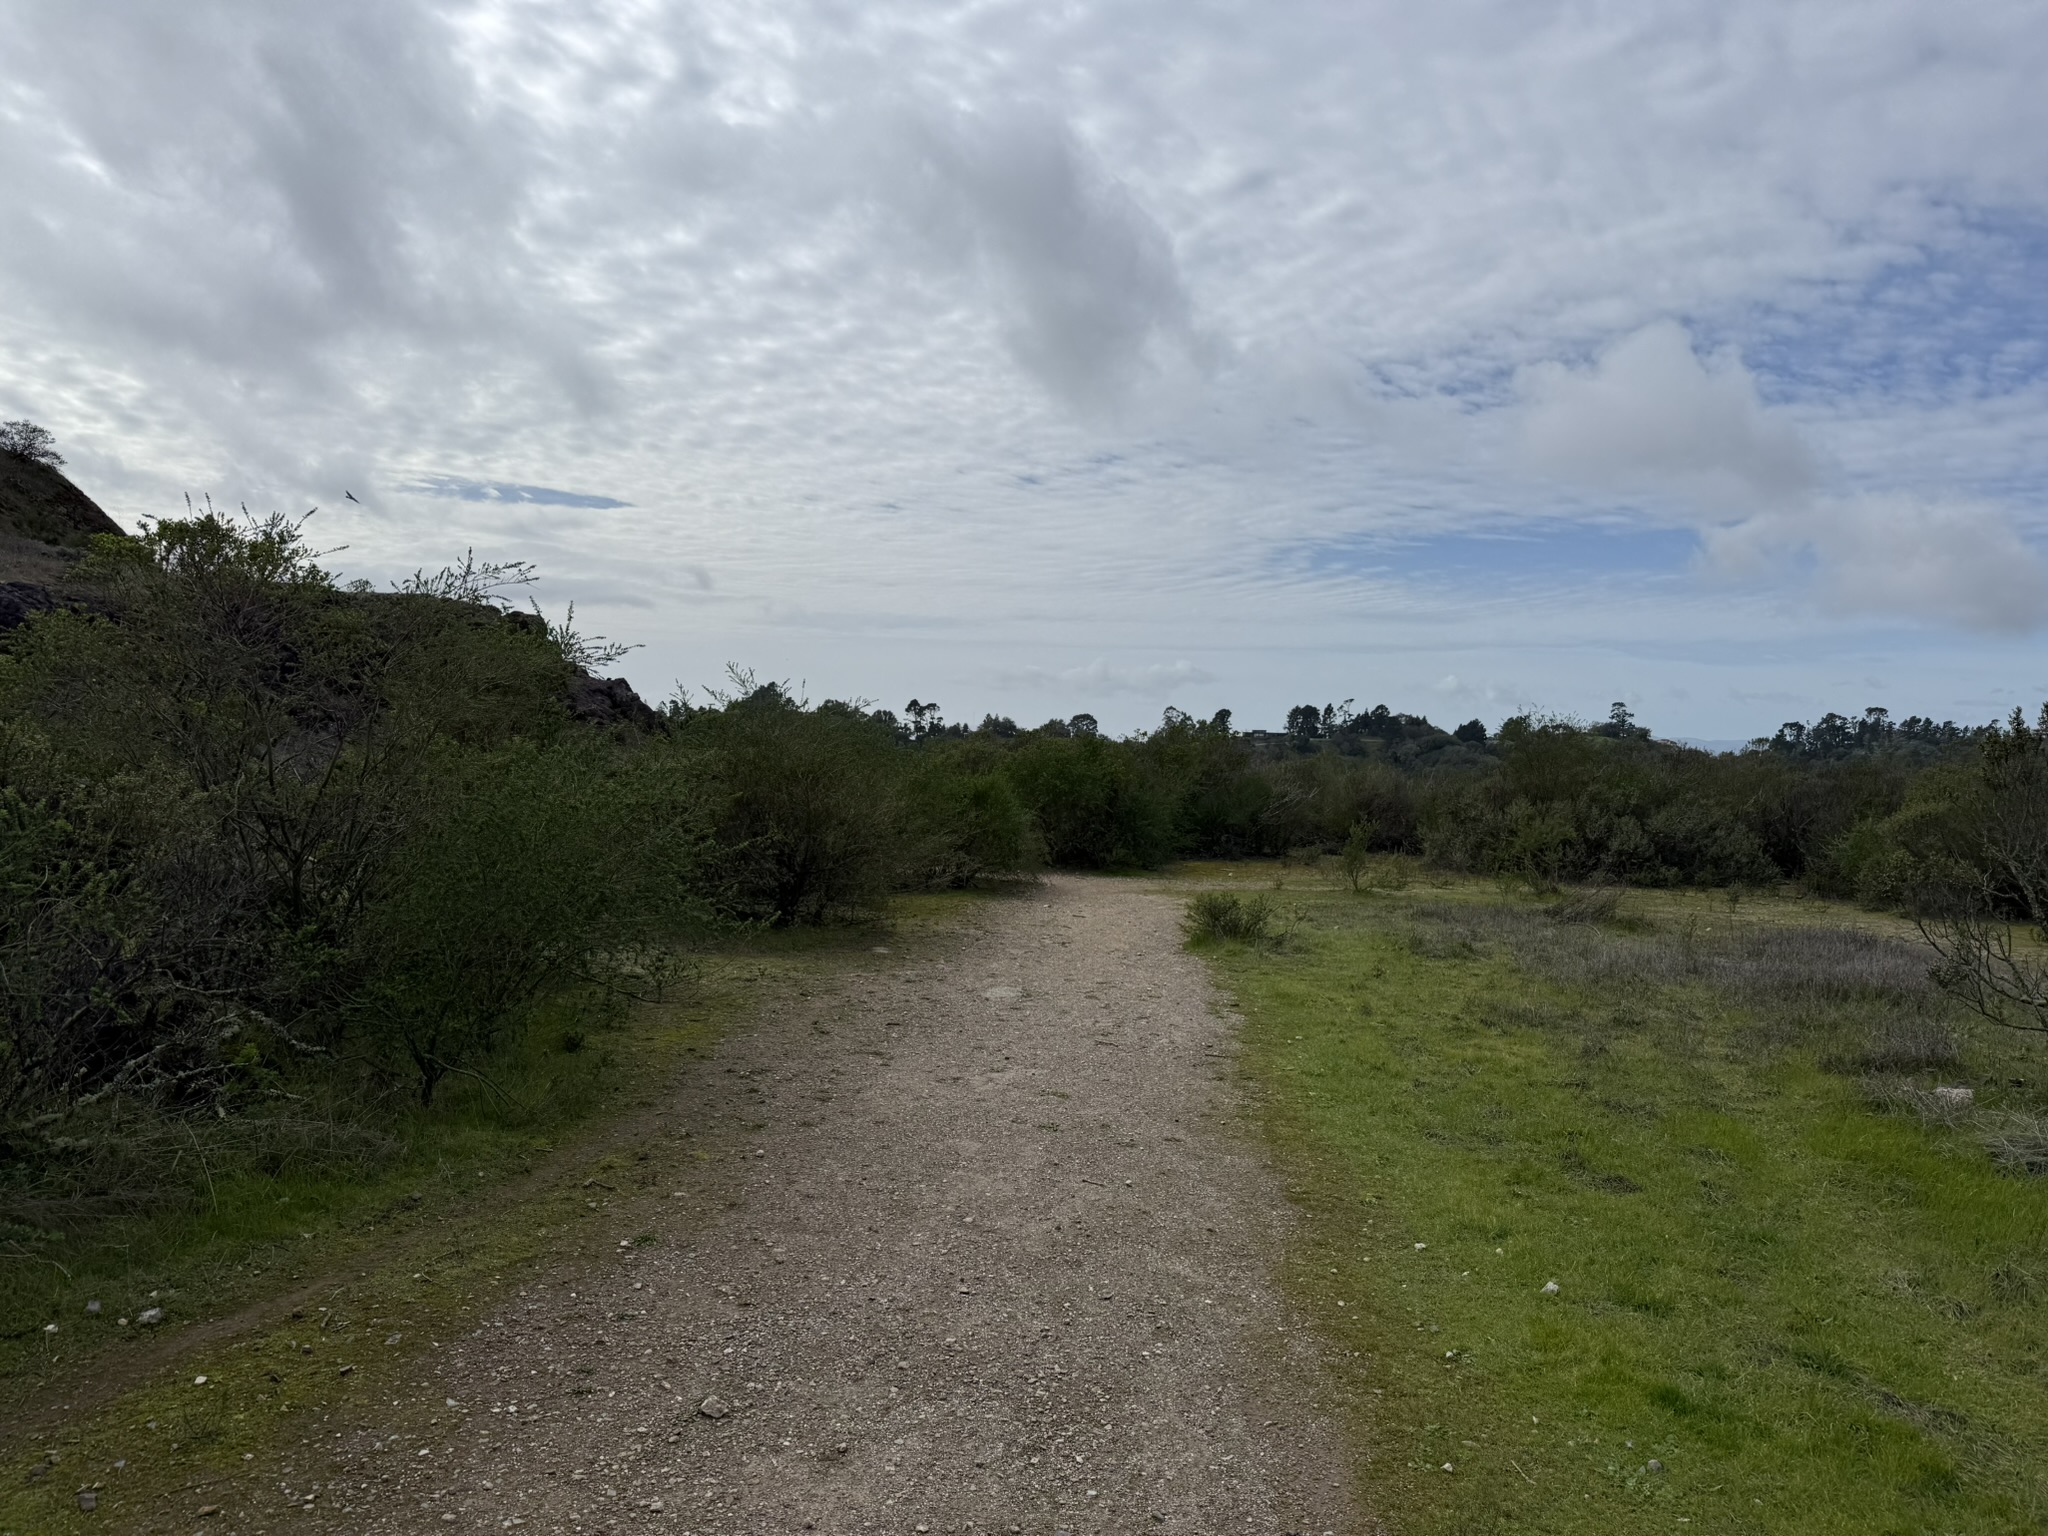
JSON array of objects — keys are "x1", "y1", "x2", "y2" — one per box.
[{"x1": 1188, "y1": 868, "x2": 2048, "y2": 1536}]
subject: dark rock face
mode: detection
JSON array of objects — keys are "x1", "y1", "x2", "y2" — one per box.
[
  {"x1": 0, "y1": 580, "x2": 58, "y2": 631},
  {"x1": 567, "y1": 672, "x2": 660, "y2": 731}
]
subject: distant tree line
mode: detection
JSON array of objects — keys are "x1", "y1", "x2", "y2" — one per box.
[
  {"x1": 846, "y1": 694, "x2": 1999, "y2": 899},
  {"x1": 1755, "y1": 706, "x2": 1981, "y2": 760}
]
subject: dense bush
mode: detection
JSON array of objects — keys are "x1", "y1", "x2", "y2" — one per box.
[
  {"x1": 681, "y1": 685, "x2": 912, "y2": 924},
  {"x1": 1182, "y1": 890, "x2": 1274, "y2": 946},
  {"x1": 1003, "y1": 730, "x2": 1175, "y2": 868},
  {"x1": 347, "y1": 735, "x2": 713, "y2": 1103},
  {"x1": 906, "y1": 741, "x2": 1040, "y2": 886},
  {"x1": 0, "y1": 512, "x2": 711, "y2": 1142}
]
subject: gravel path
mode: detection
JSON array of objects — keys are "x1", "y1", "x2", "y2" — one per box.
[{"x1": 311, "y1": 875, "x2": 1359, "y2": 1534}]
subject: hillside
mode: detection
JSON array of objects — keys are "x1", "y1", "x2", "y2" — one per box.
[{"x1": 0, "y1": 450, "x2": 126, "y2": 624}]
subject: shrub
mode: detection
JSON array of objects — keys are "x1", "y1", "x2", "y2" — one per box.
[
  {"x1": 1183, "y1": 890, "x2": 1274, "y2": 946},
  {"x1": 905, "y1": 746, "x2": 1040, "y2": 885},
  {"x1": 1548, "y1": 888, "x2": 1621, "y2": 926},
  {"x1": 349, "y1": 735, "x2": 714, "y2": 1103},
  {"x1": 682, "y1": 686, "x2": 914, "y2": 924},
  {"x1": 1004, "y1": 732, "x2": 1174, "y2": 868},
  {"x1": 1340, "y1": 821, "x2": 1374, "y2": 892}
]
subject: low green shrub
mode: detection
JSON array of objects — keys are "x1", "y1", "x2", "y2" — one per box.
[{"x1": 1182, "y1": 890, "x2": 1274, "y2": 945}]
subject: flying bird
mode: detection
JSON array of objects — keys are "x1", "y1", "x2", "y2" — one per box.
[{"x1": 344, "y1": 489, "x2": 361, "y2": 503}]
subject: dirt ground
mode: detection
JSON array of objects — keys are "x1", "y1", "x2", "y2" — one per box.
[{"x1": 291, "y1": 875, "x2": 1363, "y2": 1534}]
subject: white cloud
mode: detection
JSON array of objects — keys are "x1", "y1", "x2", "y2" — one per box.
[
  {"x1": 994, "y1": 659, "x2": 1218, "y2": 697},
  {"x1": 1703, "y1": 494, "x2": 2048, "y2": 634},
  {"x1": 1517, "y1": 322, "x2": 1817, "y2": 505},
  {"x1": 1516, "y1": 322, "x2": 2048, "y2": 633}
]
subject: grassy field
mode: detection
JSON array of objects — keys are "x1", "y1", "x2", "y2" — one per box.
[
  {"x1": 1188, "y1": 864, "x2": 2048, "y2": 1536},
  {"x1": 0, "y1": 906, "x2": 950, "y2": 1535}
]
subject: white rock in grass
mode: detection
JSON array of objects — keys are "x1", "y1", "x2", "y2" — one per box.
[
  {"x1": 1540, "y1": 1280, "x2": 1559, "y2": 1295},
  {"x1": 1932, "y1": 1085, "x2": 1974, "y2": 1107},
  {"x1": 137, "y1": 1307, "x2": 164, "y2": 1326}
]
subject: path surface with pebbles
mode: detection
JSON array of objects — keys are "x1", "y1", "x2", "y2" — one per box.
[{"x1": 314, "y1": 874, "x2": 1361, "y2": 1534}]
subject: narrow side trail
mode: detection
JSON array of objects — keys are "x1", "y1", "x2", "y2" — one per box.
[{"x1": 321, "y1": 875, "x2": 1360, "y2": 1534}]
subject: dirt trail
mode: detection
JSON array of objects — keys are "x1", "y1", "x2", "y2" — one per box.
[{"x1": 309, "y1": 875, "x2": 1360, "y2": 1534}]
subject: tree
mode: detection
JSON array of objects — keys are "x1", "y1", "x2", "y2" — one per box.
[
  {"x1": 1917, "y1": 705, "x2": 2048, "y2": 1039},
  {"x1": 1285, "y1": 704, "x2": 1322, "y2": 746},
  {"x1": 0, "y1": 419, "x2": 63, "y2": 467},
  {"x1": 1453, "y1": 718, "x2": 1487, "y2": 744},
  {"x1": 1595, "y1": 702, "x2": 1650, "y2": 740}
]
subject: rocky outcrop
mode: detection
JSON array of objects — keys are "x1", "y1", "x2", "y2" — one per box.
[
  {"x1": 0, "y1": 451, "x2": 125, "y2": 587},
  {"x1": 0, "y1": 452, "x2": 664, "y2": 730},
  {"x1": 0, "y1": 581, "x2": 59, "y2": 632},
  {"x1": 567, "y1": 671, "x2": 661, "y2": 731}
]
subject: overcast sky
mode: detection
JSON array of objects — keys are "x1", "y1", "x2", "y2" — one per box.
[{"x1": 5, "y1": 0, "x2": 2046, "y2": 737}]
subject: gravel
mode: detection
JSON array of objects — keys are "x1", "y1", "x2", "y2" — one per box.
[{"x1": 273, "y1": 875, "x2": 1361, "y2": 1532}]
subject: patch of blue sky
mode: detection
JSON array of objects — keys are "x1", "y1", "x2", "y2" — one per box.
[
  {"x1": 1732, "y1": 212, "x2": 2048, "y2": 408},
  {"x1": 406, "y1": 476, "x2": 633, "y2": 509},
  {"x1": 1277, "y1": 521, "x2": 1702, "y2": 591}
]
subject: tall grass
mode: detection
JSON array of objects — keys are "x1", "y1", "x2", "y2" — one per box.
[{"x1": 1408, "y1": 897, "x2": 1961, "y2": 1071}]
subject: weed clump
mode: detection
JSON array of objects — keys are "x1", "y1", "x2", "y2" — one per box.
[
  {"x1": 1183, "y1": 891, "x2": 1275, "y2": 946},
  {"x1": 1841, "y1": 1013, "x2": 1963, "y2": 1074},
  {"x1": 1861, "y1": 1077, "x2": 1978, "y2": 1129},
  {"x1": 1863, "y1": 1083, "x2": 2048, "y2": 1177},
  {"x1": 1979, "y1": 1113, "x2": 2048, "y2": 1176},
  {"x1": 1548, "y1": 887, "x2": 1621, "y2": 926}
]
